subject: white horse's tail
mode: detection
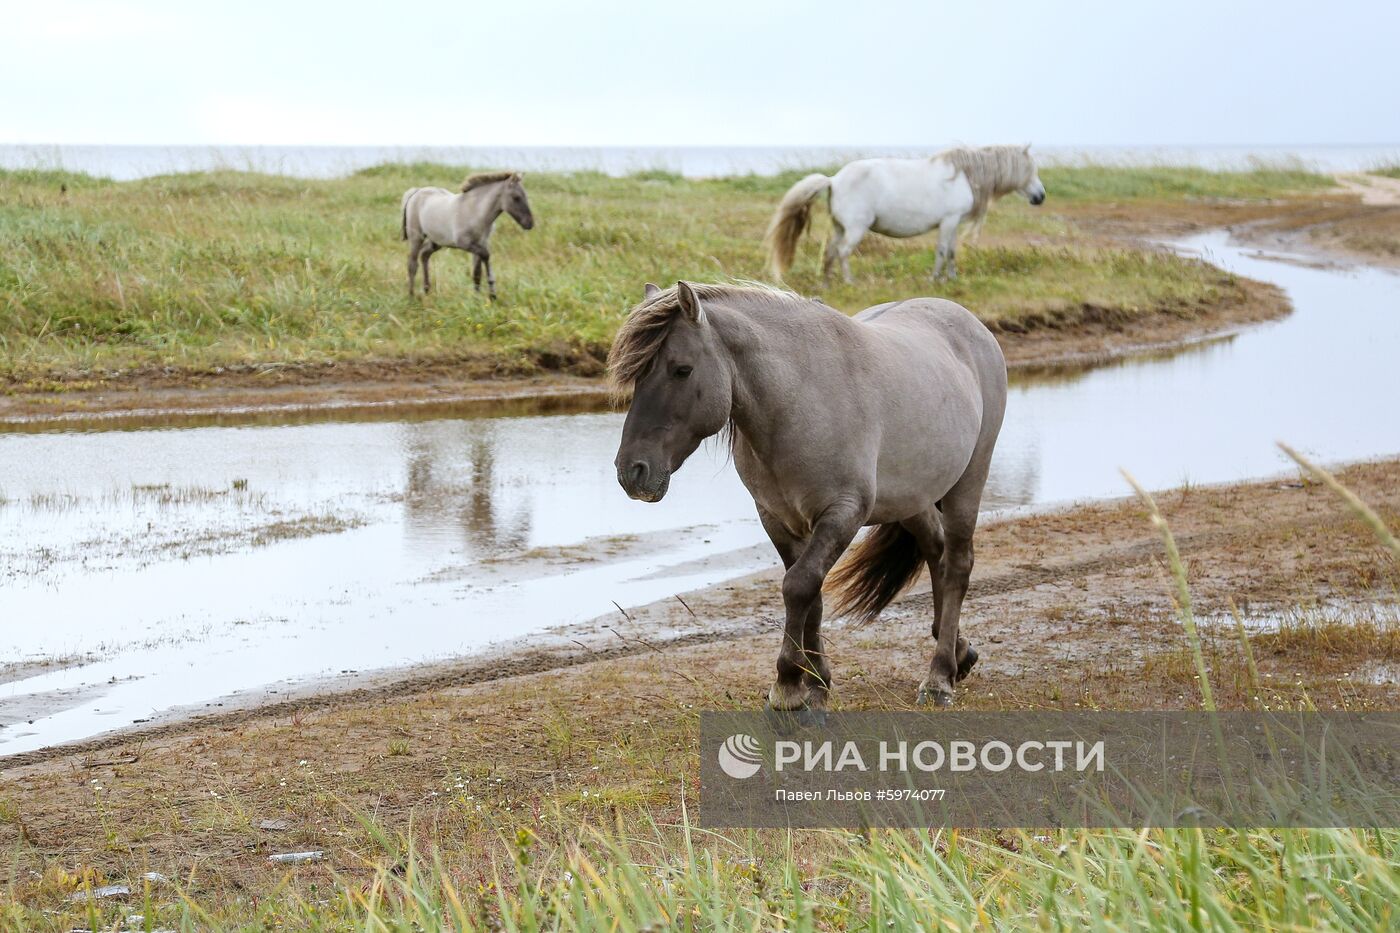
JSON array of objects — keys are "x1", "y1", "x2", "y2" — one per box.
[
  {"x1": 763, "y1": 173, "x2": 831, "y2": 280},
  {"x1": 400, "y1": 188, "x2": 419, "y2": 240}
]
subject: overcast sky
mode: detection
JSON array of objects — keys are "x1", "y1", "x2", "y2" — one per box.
[{"x1": 3, "y1": 0, "x2": 1396, "y2": 147}]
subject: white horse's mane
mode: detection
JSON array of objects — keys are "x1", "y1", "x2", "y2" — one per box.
[{"x1": 937, "y1": 146, "x2": 1035, "y2": 222}]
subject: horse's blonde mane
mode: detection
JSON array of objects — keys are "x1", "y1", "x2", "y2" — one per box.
[
  {"x1": 607, "y1": 282, "x2": 793, "y2": 395},
  {"x1": 460, "y1": 171, "x2": 518, "y2": 193},
  {"x1": 937, "y1": 146, "x2": 1035, "y2": 222}
]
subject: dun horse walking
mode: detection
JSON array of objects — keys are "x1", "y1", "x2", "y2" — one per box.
[
  {"x1": 764, "y1": 145, "x2": 1045, "y2": 283},
  {"x1": 400, "y1": 172, "x2": 535, "y2": 298},
  {"x1": 610, "y1": 282, "x2": 1007, "y2": 708}
]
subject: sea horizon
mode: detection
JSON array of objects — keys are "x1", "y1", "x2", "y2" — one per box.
[{"x1": 2, "y1": 142, "x2": 1397, "y2": 181}]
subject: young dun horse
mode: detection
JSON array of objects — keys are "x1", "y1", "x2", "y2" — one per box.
[
  {"x1": 764, "y1": 145, "x2": 1046, "y2": 283},
  {"x1": 400, "y1": 171, "x2": 535, "y2": 299},
  {"x1": 610, "y1": 281, "x2": 1007, "y2": 709}
]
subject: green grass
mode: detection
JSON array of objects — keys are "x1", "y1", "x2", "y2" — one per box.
[
  {"x1": 6, "y1": 810, "x2": 1396, "y2": 931},
  {"x1": 0, "y1": 162, "x2": 1329, "y2": 381},
  {"x1": 1038, "y1": 162, "x2": 1333, "y2": 201},
  {"x1": 1370, "y1": 164, "x2": 1400, "y2": 180}
]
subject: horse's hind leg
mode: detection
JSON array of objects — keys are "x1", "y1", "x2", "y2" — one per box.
[
  {"x1": 901, "y1": 508, "x2": 976, "y2": 681},
  {"x1": 918, "y1": 465, "x2": 992, "y2": 707},
  {"x1": 407, "y1": 235, "x2": 425, "y2": 295},
  {"x1": 831, "y1": 227, "x2": 864, "y2": 285},
  {"x1": 821, "y1": 216, "x2": 865, "y2": 285},
  {"x1": 821, "y1": 220, "x2": 844, "y2": 283}
]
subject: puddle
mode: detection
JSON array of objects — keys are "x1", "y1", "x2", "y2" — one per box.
[
  {"x1": 1197, "y1": 600, "x2": 1399, "y2": 634},
  {"x1": 3, "y1": 231, "x2": 1399, "y2": 755}
]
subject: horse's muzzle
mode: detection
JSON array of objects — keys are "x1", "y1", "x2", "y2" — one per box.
[
  {"x1": 617, "y1": 461, "x2": 670, "y2": 502},
  {"x1": 1029, "y1": 193, "x2": 1045, "y2": 206}
]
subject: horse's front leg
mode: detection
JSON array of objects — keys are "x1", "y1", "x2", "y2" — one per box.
[
  {"x1": 759, "y1": 509, "x2": 830, "y2": 707},
  {"x1": 768, "y1": 499, "x2": 864, "y2": 711},
  {"x1": 419, "y1": 242, "x2": 439, "y2": 294},
  {"x1": 483, "y1": 256, "x2": 496, "y2": 301},
  {"x1": 933, "y1": 216, "x2": 960, "y2": 282},
  {"x1": 472, "y1": 256, "x2": 484, "y2": 292}
]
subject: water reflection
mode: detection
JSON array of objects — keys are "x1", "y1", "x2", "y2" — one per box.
[
  {"x1": 401, "y1": 421, "x2": 533, "y2": 556},
  {"x1": 983, "y1": 431, "x2": 1042, "y2": 511}
]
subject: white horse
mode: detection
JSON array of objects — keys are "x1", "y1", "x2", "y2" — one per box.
[
  {"x1": 401, "y1": 171, "x2": 534, "y2": 299},
  {"x1": 764, "y1": 145, "x2": 1045, "y2": 283}
]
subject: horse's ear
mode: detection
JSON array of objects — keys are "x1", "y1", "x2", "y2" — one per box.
[
  {"x1": 513, "y1": 171, "x2": 524, "y2": 182},
  {"x1": 1023, "y1": 143, "x2": 1032, "y2": 154},
  {"x1": 643, "y1": 283, "x2": 661, "y2": 300},
  {"x1": 675, "y1": 281, "x2": 705, "y2": 324}
]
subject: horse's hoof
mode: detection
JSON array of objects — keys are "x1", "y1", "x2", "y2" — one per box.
[
  {"x1": 795, "y1": 707, "x2": 827, "y2": 727},
  {"x1": 956, "y1": 645, "x2": 979, "y2": 682},
  {"x1": 916, "y1": 684, "x2": 955, "y2": 708},
  {"x1": 763, "y1": 702, "x2": 826, "y2": 730}
]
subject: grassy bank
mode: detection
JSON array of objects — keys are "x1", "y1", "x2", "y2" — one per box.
[{"x1": 0, "y1": 164, "x2": 1330, "y2": 382}]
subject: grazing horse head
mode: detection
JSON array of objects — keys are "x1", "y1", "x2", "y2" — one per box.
[{"x1": 609, "y1": 281, "x2": 735, "y2": 502}]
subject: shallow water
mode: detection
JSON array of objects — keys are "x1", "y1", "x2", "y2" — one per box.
[{"x1": 2, "y1": 232, "x2": 1398, "y2": 754}]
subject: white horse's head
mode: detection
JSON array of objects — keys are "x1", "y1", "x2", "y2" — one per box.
[
  {"x1": 944, "y1": 145, "x2": 1046, "y2": 216},
  {"x1": 1021, "y1": 145, "x2": 1046, "y2": 205}
]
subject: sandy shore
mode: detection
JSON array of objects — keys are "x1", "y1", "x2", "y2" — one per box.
[
  {"x1": 1, "y1": 457, "x2": 1395, "y2": 899},
  {"x1": 5, "y1": 460, "x2": 1396, "y2": 771}
]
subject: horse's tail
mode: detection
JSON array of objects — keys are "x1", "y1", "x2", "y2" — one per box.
[
  {"x1": 824, "y1": 523, "x2": 924, "y2": 624},
  {"x1": 763, "y1": 172, "x2": 830, "y2": 280},
  {"x1": 400, "y1": 188, "x2": 418, "y2": 240}
]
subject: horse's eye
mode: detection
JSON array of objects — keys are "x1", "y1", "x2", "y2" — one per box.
[{"x1": 674, "y1": 365, "x2": 693, "y2": 379}]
